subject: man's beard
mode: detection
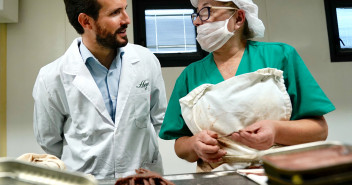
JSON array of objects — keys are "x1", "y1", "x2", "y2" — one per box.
[{"x1": 95, "y1": 23, "x2": 128, "y2": 49}]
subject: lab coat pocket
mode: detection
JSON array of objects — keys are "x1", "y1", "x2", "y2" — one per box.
[
  {"x1": 142, "y1": 142, "x2": 163, "y2": 174},
  {"x1": 133, "y1": 93, "x2": 150, "y2": 128}
]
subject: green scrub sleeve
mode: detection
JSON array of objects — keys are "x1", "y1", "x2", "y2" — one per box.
[
  {"x1": 159, "y1": 73, "x2": 193, "y2": 140},
  {"x1": 285, "y1": 47, "x2": 336, "y2": 120}
]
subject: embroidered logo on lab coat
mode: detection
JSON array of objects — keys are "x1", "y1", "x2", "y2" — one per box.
[{"x1": 136, "y1": 80, "x2": 149, "y2": 90}]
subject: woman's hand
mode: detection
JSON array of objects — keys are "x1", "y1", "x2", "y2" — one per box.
[
  {"x1": 191, "y1": 130, "x2": 227, "y2": 163},
  {"x1": 175, "y1": 130, "x2": 227, "y2": 163},
  {"x1": 230, "y1": 116, "x2": 328, "y2": 150},
  {"x1": 231, "y1": 120, "x2": 277, "y2": 150}
]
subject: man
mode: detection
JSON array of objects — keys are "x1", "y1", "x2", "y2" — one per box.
[{"x1": 33, "y1": 0, "x2": 167, "y2": 179}]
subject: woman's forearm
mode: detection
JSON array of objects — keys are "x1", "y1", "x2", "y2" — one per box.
[
  {"x1": 174, "y1": 136, "x2": 199, "y2": 162},
  {"x1": 275, "y1": 116, "x2": 328, "y2": 146}
]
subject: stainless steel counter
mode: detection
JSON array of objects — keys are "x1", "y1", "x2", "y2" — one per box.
[
  {"x1": 98, "y1": 171, "x2": 258, "y2": 185},
  {"x1": 0, "y1": 158, "x2": 260, "y2": 185}
]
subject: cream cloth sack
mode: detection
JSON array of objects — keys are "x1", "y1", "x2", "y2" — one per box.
[{"x1": 179, "y1": 68, "x2": 292, "y2": 171}]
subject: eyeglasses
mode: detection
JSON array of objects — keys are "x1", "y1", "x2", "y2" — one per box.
[{"x1": 191, "y1": 6, "x2": 238, "y2": 23}]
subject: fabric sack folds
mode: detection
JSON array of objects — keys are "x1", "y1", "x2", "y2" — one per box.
[{"x1": 179, "y1": 68, "x2": 292, "y2": 170}]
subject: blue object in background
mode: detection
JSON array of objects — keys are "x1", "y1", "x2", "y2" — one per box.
[
  {"x1": 145, "y1": 9, "x2": 197, "y2": 53},
  {"x1": 336, "y1": 8, "x2": 352, "y2": 49}
]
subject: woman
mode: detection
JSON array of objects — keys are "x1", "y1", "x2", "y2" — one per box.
[{"x1": 159, "y1": 0, "x2": 335, "y2": 171}]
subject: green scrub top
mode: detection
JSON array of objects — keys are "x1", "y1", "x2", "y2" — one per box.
[{"x1": 159, "y1": 41, "x2": 335, "y2": 140}]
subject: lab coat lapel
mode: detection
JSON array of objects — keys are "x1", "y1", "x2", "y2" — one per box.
[
  {"x1": 73, "y1": 71, "x2": 114, "y2": 125},
  {"x1": 62, "y1": 39, "x2": 114, "y2": 125},
  {"x1": 114, "y1": 44, "x2": 139, "y2": 126}
]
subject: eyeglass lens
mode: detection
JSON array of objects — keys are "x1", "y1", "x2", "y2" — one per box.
[{"x1": 191, "y1": 7, "x2": 210, "y2": 22}]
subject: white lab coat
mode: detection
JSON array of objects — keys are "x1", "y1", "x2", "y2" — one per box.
[{"x1": 33, "y1": 38, "x2": 167, "y2": 179}]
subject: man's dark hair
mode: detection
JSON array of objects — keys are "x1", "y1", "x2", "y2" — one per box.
[{"x1": 63, "y1": 0, "x2": 101, "y2": 34}]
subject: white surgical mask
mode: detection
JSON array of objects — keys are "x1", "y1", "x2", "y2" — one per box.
[{"x1": 196, "y1": 14, "x2": 235, "y2": 52}]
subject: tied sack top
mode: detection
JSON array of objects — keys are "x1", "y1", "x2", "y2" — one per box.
[{"x1": 179, "y1": 68, "x2": 292, "y2": 164}]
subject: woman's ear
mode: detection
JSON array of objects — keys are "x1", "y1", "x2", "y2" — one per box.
[
  {"x1": 78, "y1": 13, "x2": 93, "y2": 31},
  {"x1": 234, "y1": 9, "x2": 246, "y2": 28},
  {"x1": 234, "y1": 9, "x2": 246, "y2": 30}
]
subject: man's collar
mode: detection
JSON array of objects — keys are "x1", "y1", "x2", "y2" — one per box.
[{"x1": 78, "y1": 38, "x2": 125, "y2": 67}]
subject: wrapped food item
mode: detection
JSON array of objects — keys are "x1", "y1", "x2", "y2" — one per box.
[
  {"x1": 17, "y1": 153, "x2": 66, "y2": 170},
  {"x1": 114, "y1": 168, "x2": 174, "y2": 185}
]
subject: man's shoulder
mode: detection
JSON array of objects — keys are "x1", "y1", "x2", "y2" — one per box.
[
  {"x1": 125, "y1": 43, "x2": 152, "y2": 54},
  {"x1": 39, "y1": 38, "x2": 80, "y2": 77},
  {"x1": 123, "y1": 43, "x2": 160, "y2": 67},
  {"x1": 37, "y1": 56, "x2": 65, "y2": 81}
]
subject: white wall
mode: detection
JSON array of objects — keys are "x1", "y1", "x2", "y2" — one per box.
[{"x1": 6, "y1": 0, "x2": 352, "y2": 175}]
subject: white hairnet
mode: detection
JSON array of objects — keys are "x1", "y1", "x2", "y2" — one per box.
[{"x1": 190, "y1": 0, "x2": 265, "y2": 39}]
